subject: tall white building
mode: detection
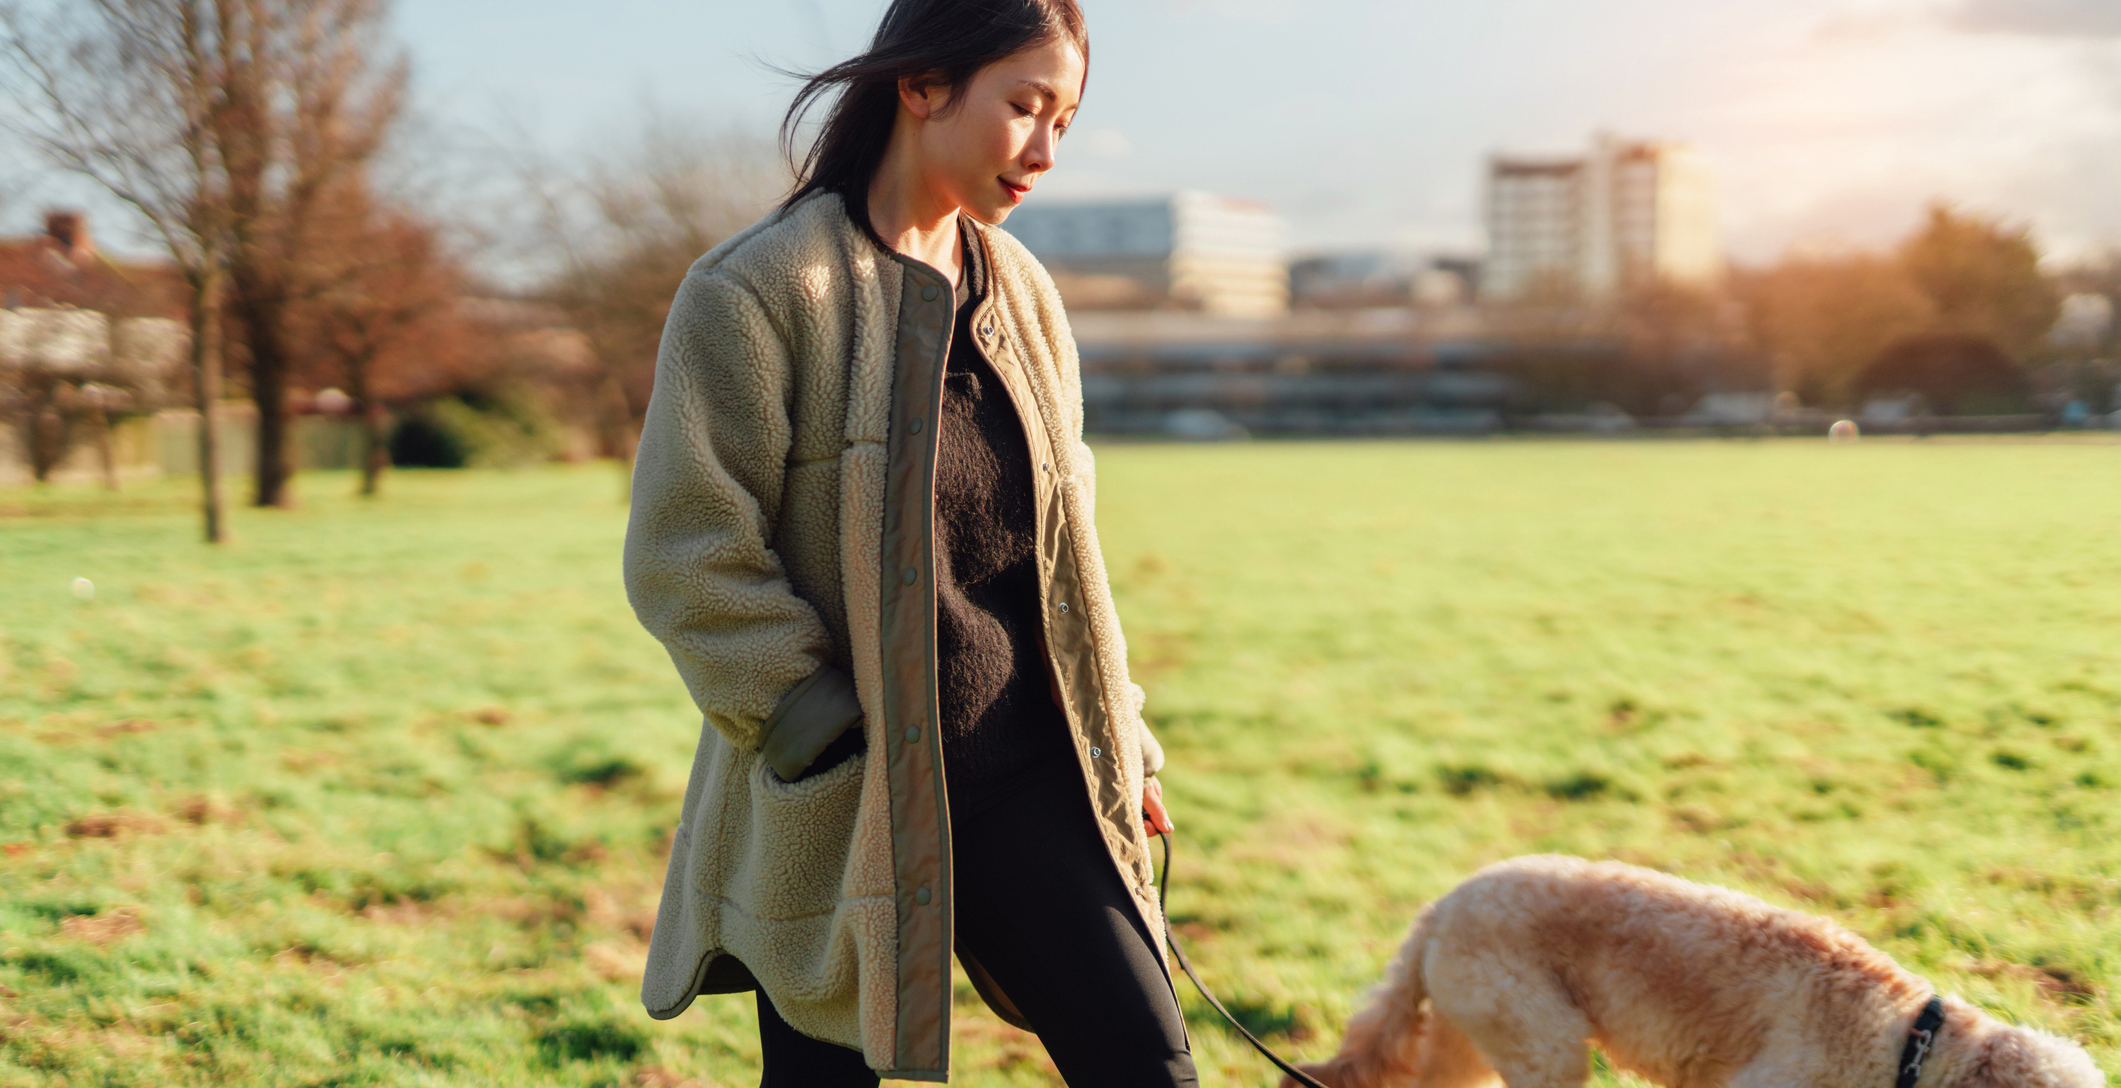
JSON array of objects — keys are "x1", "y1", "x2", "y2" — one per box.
[
  {"x1": 1482, "y1": 135, "x2": 1722, "y2": 303},
  {"x1": 1003, "y1": 192, "x2": 1288, "y2": 315}
]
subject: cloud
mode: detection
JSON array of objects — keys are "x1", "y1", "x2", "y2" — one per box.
[{"x1": 1948, "y1": 0, "x2": 2121, "y2": 37}]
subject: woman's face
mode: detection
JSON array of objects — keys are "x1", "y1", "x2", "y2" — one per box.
[{"x1": 905, "y1": 37, "x2": 1084, "y2": 225}]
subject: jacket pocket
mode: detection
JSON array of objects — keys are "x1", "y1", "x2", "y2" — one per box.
[
  {"x1": 760, "y1": 663, "x2": 866, "y2": 783},
  {"x1": 731, "y1": 750, "x2": 864, "y2": 920}
]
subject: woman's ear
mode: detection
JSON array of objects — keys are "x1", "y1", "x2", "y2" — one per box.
[{"x1": 897, "y1": 73, "x2": 949, "y2": 120}]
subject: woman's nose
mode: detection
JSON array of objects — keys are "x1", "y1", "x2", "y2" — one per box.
[{"x1": 1024, "y1": 125, "x2": 1056, "y2": 173}]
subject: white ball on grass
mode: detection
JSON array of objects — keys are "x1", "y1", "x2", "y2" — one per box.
[{"x1": 70, "y1": 577, "x2": 95, "y2": 600}]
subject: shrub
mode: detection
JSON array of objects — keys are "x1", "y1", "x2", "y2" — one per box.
[
  {"x1": 388, "y1": 410, "x2": 469, "y2": 468},
  {"x1": 390, "y1": 392, "x2": 567, "y2": 469}
]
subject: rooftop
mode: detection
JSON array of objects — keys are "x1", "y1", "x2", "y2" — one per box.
[{"x1": 0, "y1": 211, "x2": 186, "y2": 319}]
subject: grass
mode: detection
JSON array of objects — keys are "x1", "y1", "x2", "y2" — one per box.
[{"x1": 2, "y1": 439, "x2": 2118, "y2": 1086}]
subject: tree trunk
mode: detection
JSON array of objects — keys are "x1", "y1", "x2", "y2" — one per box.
[
  {"x1": 238, "y1": 296, "x2": 296, "y2": 508},
  {"x1": 28, "y1": 410, "x2": 58, "y2": 482},
  {"x1": 348, "y1": 354, "x2": 387, "y2": 497},
  {"x1": 26, "y1": 381, "x2": 68, "y2": 483},
  {"x1": 90, "y1": 401, "x2": 117, "y2": 491},
  {"x1": 361, "y1": 402, "x2": 389, "y2": 496},
  {"x1": 190, "y1": 269, "x2": 227, "y2": 543}
]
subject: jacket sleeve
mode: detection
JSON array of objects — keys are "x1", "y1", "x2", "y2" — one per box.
[{"x1": 623, "y1": 269, "x2": 859, "y2": 762}]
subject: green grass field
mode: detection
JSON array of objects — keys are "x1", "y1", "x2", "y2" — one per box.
[{"x1": 3, "y1": 439, "x2": 2119, "y2": 1087}]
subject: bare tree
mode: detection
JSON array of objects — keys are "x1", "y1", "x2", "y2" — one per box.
[
  {"x1": 297, "y1": 184, "x2": 475, "y2": 496},
  {"x1": 213, "y1": 0, "x2": 405, "y2": 508},
  {"x1": 0, "y1": 160, "x2": 20, "y2": 217},
  {"x1": 4, "y1": 0, "x2": 406, "y2": 514},
  {"x1": 518, "y1": 118, "x2": 783, "y2": 485},
  {"x1": 1, "y1": 0, "x2": 235, "y2": 539}
]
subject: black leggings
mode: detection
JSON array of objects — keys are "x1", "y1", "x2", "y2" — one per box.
[{"x1": 755, "y1": 762, "x2": 1198, "y2": 1087}]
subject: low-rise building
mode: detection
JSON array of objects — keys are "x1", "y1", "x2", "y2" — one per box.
[
  {"x1": 2, "y1": 211, "x2": 192, "y2": 483},
  {"x1": 1068, "y1": 308, "x2": 1510, "y2": 436},
  {"x1": 1291, "y1": 251, "x2": 1480, "y2": 310},
  {"x1": 0, "y1": 211, "x2": 189, "y2": 385},
  {"x1": 1003, "y1": 192, "x2": 1289, "y2": 315}
]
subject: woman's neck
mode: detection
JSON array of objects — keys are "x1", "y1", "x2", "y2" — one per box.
[{"x1": 867, "y1": 132, "x2": 963, "y2": 285}]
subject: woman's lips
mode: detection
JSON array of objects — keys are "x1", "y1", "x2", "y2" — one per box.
[{"x1": 1001, "y1": 178, "x2": 1031, "y2": 204}]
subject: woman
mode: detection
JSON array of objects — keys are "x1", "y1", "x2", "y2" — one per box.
[{"x1": 622, "y1": 1, "x2": 1195, "y2": 1084}]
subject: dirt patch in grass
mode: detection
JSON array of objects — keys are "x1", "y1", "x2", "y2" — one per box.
[
  {"x1": 64, "y1": 811, "x2": 167, "y2": 838},
  {"x1": 59, "y1": 908, "x2": 144, "y2": 946},
  {"x1": 583, "y1": 940, "x2": 648, "y2": 982},
  {"x1": 173, "y1": 794, "x2": 242, "y2": 825},
  {"x1": 1972, "y1": 960, "x2": 2103, "y2": 1005}
]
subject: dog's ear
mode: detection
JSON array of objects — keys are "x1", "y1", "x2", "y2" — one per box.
[{"x1": 1955, "y1": 1026, "x2": 2104, "y2": 1088}]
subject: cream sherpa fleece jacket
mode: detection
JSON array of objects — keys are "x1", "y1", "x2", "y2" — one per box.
[{"x1": 623, "y1": 191, "x2": 1167, "y2": 1081}]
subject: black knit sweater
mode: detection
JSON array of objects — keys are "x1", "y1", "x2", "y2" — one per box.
[{"x1": 933, "y1": 230, "x2": 1074, "y2": 817}]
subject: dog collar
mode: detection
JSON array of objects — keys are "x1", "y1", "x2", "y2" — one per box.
[{"x1": 1895, "y1": 996, "x2": 1947, "y2": 1088}]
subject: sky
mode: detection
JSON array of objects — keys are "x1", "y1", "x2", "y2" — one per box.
[{"x1": 13, "y1": 0, "x2": 2121, "y2": 265}]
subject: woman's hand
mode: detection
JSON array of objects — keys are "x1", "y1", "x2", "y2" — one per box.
[{"x1": 1142, "y1": 777, "x2": 1174, "y2": 836}]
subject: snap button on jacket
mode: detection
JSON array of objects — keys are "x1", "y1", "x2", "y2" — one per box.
[{"x1": 623, "y1": 192, "x2": 1167, "y2": 1082}]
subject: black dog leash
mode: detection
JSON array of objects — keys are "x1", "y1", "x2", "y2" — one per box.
[{"x1": 1157, "y1": 830, "x2": 1333, "y2": 1088}]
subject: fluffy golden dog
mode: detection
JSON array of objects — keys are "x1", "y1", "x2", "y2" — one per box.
[{"x1": 1288, "y1": 856, "x2": 2103, "y2": 1088}]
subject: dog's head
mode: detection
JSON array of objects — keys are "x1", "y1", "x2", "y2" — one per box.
[{"x1": 1954, "y1": 1024, "x2": 2105, "y2": 1088}]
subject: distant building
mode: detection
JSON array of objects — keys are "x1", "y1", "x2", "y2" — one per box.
[
  {"x1": 1067, "y1": 308, "x2": 1512, "y2": 436},
  {"x1": 1482, "y1": 134, "x2": 1722, "y2": 303},
  {"x1": 1291, "y1": 251, "x2": 1480, "y2": 310},
  {"x1": 1, "y1": 211, "x2": 189, "y2": 389},
  {"x1": 1003, "y1": 192, "x2": 1288, "y2": 315},
  {"x1": 2, "y1": 211, "x2": 193, "y2": 484},
  {"x1": 0, "y1": 211, "x2": 183, "y2": 315}
]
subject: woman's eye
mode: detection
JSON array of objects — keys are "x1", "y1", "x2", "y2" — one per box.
[{"x1": 1013, "y1": 102, "x2": 1035, "y2": 117}]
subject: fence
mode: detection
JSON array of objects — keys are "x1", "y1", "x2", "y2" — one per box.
[{"x1": 0, "y1": 405, "x2": 363, "y2": 486}]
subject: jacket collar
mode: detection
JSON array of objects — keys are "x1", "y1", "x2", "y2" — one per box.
[{"x1": 857, "y1": 202, "x2": 994, "y2": 305}]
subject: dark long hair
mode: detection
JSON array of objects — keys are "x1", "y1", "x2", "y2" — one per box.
[{"x1": 780, "y1": 0, "x2": 1088, "y2": 247}]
